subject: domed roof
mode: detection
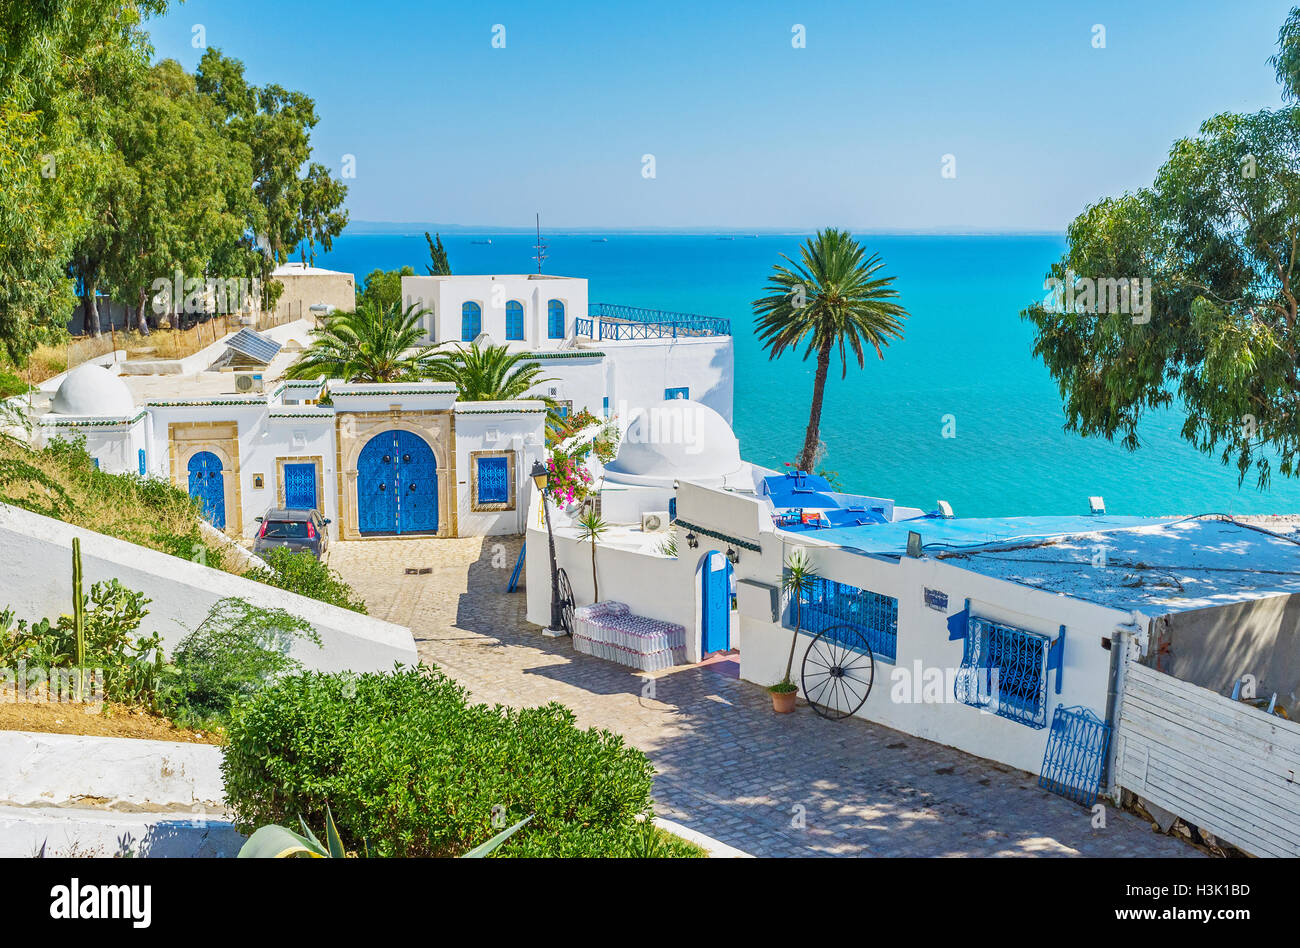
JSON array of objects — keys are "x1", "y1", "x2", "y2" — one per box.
[
  {"x1": 51, "y1": 363, "x2": 135, "y2": 417},
  {"x1": 604, "y1": 399, "x2": 743, "y2": 486}
]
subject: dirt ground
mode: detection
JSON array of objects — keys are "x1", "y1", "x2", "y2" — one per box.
[{"x1": 0, "y1": 697, "x2": 222, "y2": 745}]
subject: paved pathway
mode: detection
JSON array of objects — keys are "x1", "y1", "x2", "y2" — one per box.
[{"x1": 328, "y1": 536, "x2": 1194, "y2": 857}]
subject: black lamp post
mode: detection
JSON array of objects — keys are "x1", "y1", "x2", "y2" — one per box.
[{"x1": 530, "y1": 460, "x2": 566, "y2": 635}]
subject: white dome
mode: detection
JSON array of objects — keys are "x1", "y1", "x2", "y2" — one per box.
[
  {"x1": 604, "y1": 399, "x2": 743, "y2": 486},
  {"x1": 51, "y1": 363, "x2": 134, "y2": 417}
]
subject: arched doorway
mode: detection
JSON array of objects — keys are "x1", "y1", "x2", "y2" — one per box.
[
  {"x1": 357, "y1": 430, "x2": 438, "y2": 535},
  {"x1": 699, "y1": 550, "x2": 733, "y2": 656},
  {"x1": 187, "y1": 451, "x2": 226, "y2": 529}
]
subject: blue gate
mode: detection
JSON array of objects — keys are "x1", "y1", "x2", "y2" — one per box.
[
  {"x1": 283, "y1": 463, "x2": 317, "y2": 510},
  {"x1": 187, "y1": 451, "x2": 226, "y2": 529},
  {"x1": 357, "y1": 430, "x2": 438, "y2": 535},
  {"x1": 700, "y1": 551, "x2": 732, "y2": 655}
]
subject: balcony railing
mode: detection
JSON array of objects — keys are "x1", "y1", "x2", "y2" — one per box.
[{"x1": 580, "y1": 303, "x2": 731, "y2": 340}]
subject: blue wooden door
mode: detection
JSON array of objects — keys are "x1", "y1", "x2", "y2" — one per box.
[
  {"x1": 701, "y1": 551, "x2": 732, "y2": 654},
  {"x1": 396, "y1": 430, "x2": 438, "y2": 533},
  {"x1": 283, "y1": 463, "x2": 317, "y2": 510},
  {"x1": 357, "y1": 431, "x2": 438, "y2": 535},
  {"x1": 187, "y1": 451, "x2": 226, "y2": 529}
]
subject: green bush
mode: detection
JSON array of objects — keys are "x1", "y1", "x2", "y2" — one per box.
[
  {"x1": 163, "y1": 597, "x2": 321, "y2": 728},
  {"x1": 243, "y1": 547, "x2": 367, "y2": 614},
  {"x1": 221, "y1": 665, "x2": 695, "y2": 857}
]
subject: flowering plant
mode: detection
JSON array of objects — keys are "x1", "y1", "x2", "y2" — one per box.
[{"x1": 544, "y1": 450, "x2": 594, "y2": 505}]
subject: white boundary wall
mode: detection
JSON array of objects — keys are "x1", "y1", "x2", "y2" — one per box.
[{"x1": 0, "y1": 504, "x2": 417, "y2": 673}]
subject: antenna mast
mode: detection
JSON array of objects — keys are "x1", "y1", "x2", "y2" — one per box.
[{"x1": 532, "y1": 212, "x2": 547, "y2": 274}]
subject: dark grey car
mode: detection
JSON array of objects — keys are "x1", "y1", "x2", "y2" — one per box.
[{"x1": 252, "y1": 507, "x2": 330, "y2": 560}]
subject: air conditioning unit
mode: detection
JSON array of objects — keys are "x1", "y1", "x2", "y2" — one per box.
[
  {"x1": 641, "y1": 511, "x2": 670, "y2": 533},
  {"x1": 235, "y1": 372, "x2": 264, "y2": 394}
]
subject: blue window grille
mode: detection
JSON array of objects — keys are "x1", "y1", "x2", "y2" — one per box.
[
  {"x1": 954, "y1": 616, "x2": 1051, "y2": 729},
  {"x1": 462, "y1": 301, "x2": 482, "y2": 340},
  {"x1": 665, "y1": 386, "x2": 689, "y2": 400},
  {"x1": 1038, "y1": 705, "x2": 1112, "y2": 806},
  {"x1": 476, "y1": 456, "x2": 510, "y2": 504},
  {"x1": 506, "y1": 300, "x2": 524, "y2": 340},
  {"x1": 137, "y1": 449, "x2": 146, "y2": 476},
  {"x1": 794, "y1": 576, "x2": 898, "y2": 662},
  {"x1": 547, "y1": 299, "x2": 565, "y2": 339},
  {"x1": 602, "y1": 396, "x2": 609, "y2": 418}
]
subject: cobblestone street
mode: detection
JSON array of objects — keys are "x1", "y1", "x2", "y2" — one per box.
[{"x1": 328, "y1": 536, "x2": 1195, "y2": 858}]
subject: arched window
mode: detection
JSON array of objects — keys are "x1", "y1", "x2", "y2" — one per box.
[
  {"x1": 547, "y1": 299, "x2": 565, "y2": 339},
  {"x1": 506, "y1": 300, "x2": 524, "y2": 340},
  {"x1": 461, "y1": 301, "x2": 482, "y2": 341}
]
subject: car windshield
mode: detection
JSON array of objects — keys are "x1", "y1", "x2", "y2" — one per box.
[{"x1": 262, "y1": 520, "x2": 310, "y2": 539}]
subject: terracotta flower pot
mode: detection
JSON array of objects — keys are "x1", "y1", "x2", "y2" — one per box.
[{"x1": 771, "y1": 688, "x2": 797, "y2": 714}]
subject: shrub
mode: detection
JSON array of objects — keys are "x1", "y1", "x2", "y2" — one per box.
[
  {"x1": 242, "y1": 547, "x2": 368, "y2": 614},
  {"x1": 221, "y1": 665, "x2": 689, "y2": 857},
  {"x1": 164, "y1": 597, "x2": 321, "y2": 727}
]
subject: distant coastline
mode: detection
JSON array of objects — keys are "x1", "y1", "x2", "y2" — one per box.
[{"x1": 343, "y1": 221, "x2": 1068, "y2": 238}]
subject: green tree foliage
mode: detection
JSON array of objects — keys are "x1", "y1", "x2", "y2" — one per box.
[
  {"x1": 752, "y1": 228, "x2": 908, "y2": 472},
  {"x1": 356, "y1": 266, "x2": 414, "y2": 311},
  {"x1": 242, "y1": 547, "x2": 368, "y2": 614},
  {"x1": 426, "y1": 342, "x2": 555, "y2": 400},
  {"x1": 424, "y1": 231, "x2": 451, "y2": 275},
  {"x1": 284, "y1": 299, "x2": 436, "y2": 382},
  {"x1": 1022, "y1": 8, "x2": 1300, "y2": 488}
]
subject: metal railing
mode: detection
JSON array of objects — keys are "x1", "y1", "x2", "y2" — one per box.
[{"x1": 580, "y1": 303, "x2": 730, "y2": 340}]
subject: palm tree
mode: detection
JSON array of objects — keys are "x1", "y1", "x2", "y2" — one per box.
[
  {"x1": 781, "y1": 548, "x2": 818, "y2": 685},
  {"x1": 575, "y1": 508, "x2": 608, "y2": 601},
  {"x1": 285, "y1": 299, "x2": 437, "y2": 382},
  {"x1": 425, "y1": 343, "x2": 564, "y2": 432},
  {"x1": 753, "y1": 228, "x2": 909, "y2": 473}
]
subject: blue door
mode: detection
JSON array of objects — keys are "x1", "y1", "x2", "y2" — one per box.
[
  {"x1": 701, "y1": 551, "x2": 732, "y2": 655},
  {"x1": 357, "y1": 430, "x2": 438, "y2": 535},
  {"x1": 187, "y1": 451, "x2": 226, "y2": 529},
  {"x1": 283, "y1": 463, "x2": 317, "y2": 510}
]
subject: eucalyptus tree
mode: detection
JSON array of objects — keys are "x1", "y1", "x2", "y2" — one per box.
[
  {"x1": 1022, "y1": 7, "x2": 1300, "y2": 488},
  {"x1": 752, "y1": 228, "x2": 908, "y2": 473}
]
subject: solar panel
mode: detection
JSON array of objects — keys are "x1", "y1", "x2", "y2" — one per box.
[{"x1": 224, "y1": 328, "x2": 282, "y2": 364}]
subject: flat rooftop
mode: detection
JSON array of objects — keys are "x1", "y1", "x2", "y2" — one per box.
[{"x1": 786, "y1": 514, "x2": 1300, "y2": 616}]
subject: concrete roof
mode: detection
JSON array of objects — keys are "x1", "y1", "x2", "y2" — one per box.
[{"x1": 936, "y1": 518, "x2": 1300, "y2": 616}]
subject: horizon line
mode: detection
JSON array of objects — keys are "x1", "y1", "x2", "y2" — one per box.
[{"x1": 343, "y1": 222, "x2": 1069, "y2": 237}]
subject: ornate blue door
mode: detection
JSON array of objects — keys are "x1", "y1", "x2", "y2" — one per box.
[
  {"x1": 701, "y1": 551, "x2": 732, "y2": 654},
  {"x1": 357, "y1": 430, "x2": 438, "y2": 535},
  {"x1": 187, "y1": 451, "x2": 226, "y2": 529},
  {"x1": 283, "y1": 463, "x2": 317, "y2": 510}
]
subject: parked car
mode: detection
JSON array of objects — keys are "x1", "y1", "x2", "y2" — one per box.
[{"x1": 252, "y1": 507, "x2": 330, "y2": 560}]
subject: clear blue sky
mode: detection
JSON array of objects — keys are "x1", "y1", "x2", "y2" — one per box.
[{"x1": 147, "y1": 0, "x2": 1296, "y2": 232}]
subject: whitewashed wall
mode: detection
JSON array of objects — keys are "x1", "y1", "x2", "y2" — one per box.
[
  {"x1": 526, "y1": 355, "x2": 607, "y2": 419},
  {"x1": 402, "y1": 275, "x2": 588, "y2": 350},
  {"x1": 453, "y1": 402, "x2": 545, "y2": 537},
  {"x1": 0, "y1": 505, "x2": 418, "y2": 673},
  {"x1": 603, "y1": 337, "x2": 734, "y2": 423}
]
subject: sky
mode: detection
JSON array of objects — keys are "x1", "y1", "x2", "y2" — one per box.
[{"x1": 146, "y1": 0, "x2": 1298, "y2": 232}]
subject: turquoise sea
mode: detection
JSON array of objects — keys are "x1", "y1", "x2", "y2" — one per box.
[{"x1": 312, "y1": 232, "x2": 1300, "y2": 519}]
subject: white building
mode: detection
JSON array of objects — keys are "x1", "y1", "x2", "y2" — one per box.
[
  {"x1": 527, "y1": 398, "x2": 1300, "y2": 786},
  {"x1": 401, "y1": 274, "x2": 735, "y2": 424}
]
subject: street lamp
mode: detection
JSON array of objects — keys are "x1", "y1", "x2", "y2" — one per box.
[{"x1": 530, "y1": 460, "x2": 567, "y2": 637}]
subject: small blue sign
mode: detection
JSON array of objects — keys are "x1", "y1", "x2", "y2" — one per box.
[{"x1": 924, "y1": 587, "x2": 949, "y2": 612}]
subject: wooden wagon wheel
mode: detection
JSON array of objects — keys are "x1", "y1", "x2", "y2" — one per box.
[
  {"x1": 800, "y1": 624, "x2": 875, "y2": 720},
  {"x1": 557, "y1": 568, "x2": 576, "y2": 634}
]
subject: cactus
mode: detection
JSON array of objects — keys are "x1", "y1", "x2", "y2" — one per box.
[{"x1": 72, "y1": 537, "x2": 85, "y2": 699}]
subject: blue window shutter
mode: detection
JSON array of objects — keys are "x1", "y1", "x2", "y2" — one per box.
[
  {"x1": 547, "y1": 299, "x2": 565, "y2": 339},
  {"x1": 506, "y1": 301, "x2": 524, "y2": 340},
  {"x1": 462, "y1": 301, "x2": 482, "y2": 341},
  {"x1": 476, "y1": 456, "x2": 510, "y2": 504},
  {"x1": 138, "y1": 449, "x2": 146, "y2": 476}
]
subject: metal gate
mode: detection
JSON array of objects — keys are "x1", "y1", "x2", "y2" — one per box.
[
  {"x1": 356, "y1": 430, "x2": 438, "y2": 535},
  {"x1": 283, "y1": 463, "x2": 317, "y2": 510},
  {"x1": 187, "y1": 451, "x2": 225, "y2": 529}
]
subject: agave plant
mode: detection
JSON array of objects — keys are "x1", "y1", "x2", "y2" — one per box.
[
  {"x1": 237, "y1": 806, "x2": 532, "y2": 858},
  {"x1": 285, "y1": 299, "x2": 438, "y2": 382}
]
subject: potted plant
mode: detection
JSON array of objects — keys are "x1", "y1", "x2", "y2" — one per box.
[
  {"x1": 768, "y1": 678, "x2": 798, "y2": 713},
  {"x1": 769, "y1": 548, "x2": 818, "y2": 713}
]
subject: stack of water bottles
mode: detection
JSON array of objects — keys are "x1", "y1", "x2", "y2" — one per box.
[{"x1": 572, "y1": 601, "x2": 687, "y2": 671}]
